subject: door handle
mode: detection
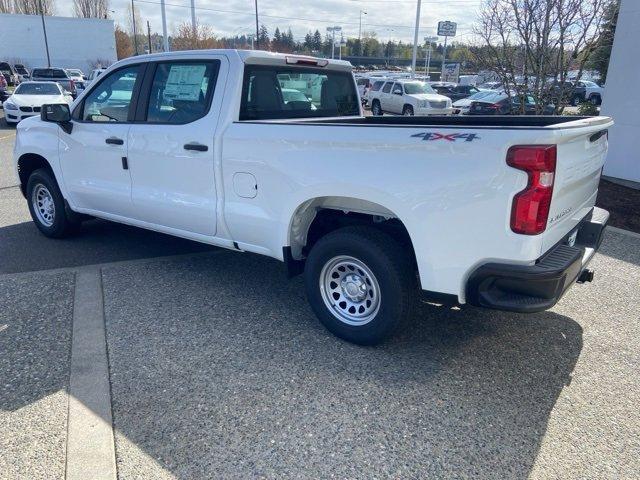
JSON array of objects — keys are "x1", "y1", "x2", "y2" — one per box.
[
  {"x1": 105, "y1": 137, "x2": 124, "y2": 145},
  {"x1": 183, "y1": 142, "x2": 208, "y2": 152}
]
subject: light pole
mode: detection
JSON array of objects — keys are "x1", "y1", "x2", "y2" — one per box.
[
  {"x1": 37, "y1": 0, "x2": 51, "y2": 67},
  {"x1": 326, "y1": 26, "x2": 341, "y2": 59},
  {"x1": 254, "y1": 0, "x2": 260, "y2": 50},
  {"x1": 410, "y1": 0, "x2": 422, "y2": 78},
  {"x1": 441, "y1": 36, "x2": 449, "y2": 79},
  {"x1": 358, "y1": 10, "x2": 367, "y2": 57},
  {"x1": 190, "y1": 0, "x2": 196, "y2": 37},
  {"x1": 160, "y1": 0, "x2": 169, "y2": 51},
  {"x1": 424, "y1": 35, "x2": 438, "y2": 78},
  {"x1": 131, "y1": 0, "x2": 138, "y2": 55}
]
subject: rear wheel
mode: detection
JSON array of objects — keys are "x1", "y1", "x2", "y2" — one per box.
[
  {"x1": 304, "y1": 226, "x2": 416, "y2": 345},
  {"x1": 371, "y1": 100, "x2": 383, "y2": 116},
  {"x1": 590, "y1": 94, "x2": 601, "y2": 106},
  {"x1": 402, "y1": 105, "x2": 414, "y2": 116},
  {"x1": 26, "y1": 169, "x2": 80, "y2": 238},
  {"x1": 571, "y1": 95, "x2": 581, "y2": 107}
]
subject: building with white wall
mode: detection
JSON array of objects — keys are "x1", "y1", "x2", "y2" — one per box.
[
  {"x1": 601, "y1": 0, "x2": 639, "y2": 183},
  {"x1": 0, "y1": 13, "x2": 116, "y2": 75}
]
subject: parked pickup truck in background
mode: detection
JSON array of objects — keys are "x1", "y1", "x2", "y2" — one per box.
[
  {"x1": 14, "y1": 50, "x2": 613, "y2": 345},
  {"x1": 29, "y1": 68, "x2": 77, "y2": 98}
]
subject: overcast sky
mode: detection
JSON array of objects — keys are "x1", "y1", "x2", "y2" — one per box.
[{"x1": 53, "y1": 0, "x2": 482, "y2": 43}]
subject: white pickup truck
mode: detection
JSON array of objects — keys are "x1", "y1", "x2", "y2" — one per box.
[{"x1": 14, "y1": 50, "x2": 612, "y2": 345}]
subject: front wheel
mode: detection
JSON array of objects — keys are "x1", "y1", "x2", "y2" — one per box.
[
  {"x1": 304, "y1": 226, "x2": 416, "y2": 345},
  {"x1": 371, "y1": 100, "x2": 383, "y2": 116},
  {"x1": 26, "y1": 168, "x2": 80, "y2": 238},
  {"x1": 402, "y1": 105, "x2": 414, "y2": 116}
]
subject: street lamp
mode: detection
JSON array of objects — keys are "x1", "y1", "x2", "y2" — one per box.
[
  {"x1": 358, "y1": 10, "x2": 367, "y2": 57},
  {"x1": 410, "y1": 0, "x2": 422, "y2": 78},
  {"x1": 326, "y1": 26, "x2": 342, "y2": 59},
  {"x1": 423, "y1": 35, "x2": 438, "y2": 78}
]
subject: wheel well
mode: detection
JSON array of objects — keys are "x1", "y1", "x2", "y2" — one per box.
[
  {"x1": 17, "y1": 154, "x2": 53, "y2": 196},
  {"x1": 288, "y1": 198, "x2": 418, "y2": 277},
  {"x1": 403, "y1": 104, "x2": 413, "y2": 111}
]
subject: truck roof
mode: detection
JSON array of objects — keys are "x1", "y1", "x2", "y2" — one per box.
[{"x1": 114, "y1": 49, "x2": 353, "y2": 72}]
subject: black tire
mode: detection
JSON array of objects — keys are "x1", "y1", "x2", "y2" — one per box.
[
  {"x1": 304, "y1": 226, "x2": 416, "y2": 345},
  {"x1": 26, "y1": 168, "x2": 80, "y2": 238},
  {"x1": 371, "y1": 100, "x2": 383, "y2": 116},
  {"x1": 571, "y1": 95, "x2": 581, "y2": 107},
  {"x1": 402, "y1": 105, "x2": 414, "y2": 116},
  {"x1": 590, "y1": 94, "x2": 601, "y2": 106}
]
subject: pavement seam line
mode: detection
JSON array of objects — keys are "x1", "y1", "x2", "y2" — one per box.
[
  {"x1": 0, "y1": 249, "x2": 226, "y2": 279},
  {"x1": 66, "y1": 267, "x2": 117, "y2": 480}
]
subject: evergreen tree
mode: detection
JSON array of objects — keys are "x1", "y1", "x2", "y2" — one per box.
[
  {"x1": 258, "y1": 24, "x2": 270, "y2": 50},
  {"x1": 313, "y1": 29, "x2": 322, "y2": 51},
  {"x1": 273, "y1": 27, "x2": 282, "y2": 51}
]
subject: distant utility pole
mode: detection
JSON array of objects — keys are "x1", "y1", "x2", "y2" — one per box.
[
  {"x1": 190, "y1": 0, "x2": 196, "y2": 35},
  {"x1": 131, "y1": 0, "x2": 138, "y2": 55},
  {"x1": 161, "y1": 0, "x2": 169, "y2": 51},
  {"x1": 326, "y1": 26, "x2": 341, "y2": 59},
  {"x1": 254, "y1": 0, "x2": 260, "y2": 50},
  {"x1": 424, "y1": 36, "x2": 438, "y2": 77},
  {"x1": 358, "y1": 10, "x2": 367, "y2": 57},
  {"x1": 38, "y1": 0, "x2": 51, "y2": 67},
  {"x1": 147, "y1": 21, "x2": 152, "y2": 54},
  {"x1": 410, "y1": 0, "x2": 422, "y2": 78}
]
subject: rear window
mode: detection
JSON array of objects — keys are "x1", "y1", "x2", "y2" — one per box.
[
  {"x1": 240, "y1": 65, "x2": 359, "y2": 120},
  {"x1": 32, "y1": 68, "x2": 67, "y2": 79},
  {"x1": 371, "y1": 81, "x2": 385, "y2": 91}
]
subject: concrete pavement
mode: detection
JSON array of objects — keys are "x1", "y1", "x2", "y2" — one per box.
[{"x1": 0, "y1": 109, "x2": 638, "y2": 479}]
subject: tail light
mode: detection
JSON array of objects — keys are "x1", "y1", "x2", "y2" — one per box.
[{"x1": 507, "y1": 145, "x2": 557, "y2": 235}]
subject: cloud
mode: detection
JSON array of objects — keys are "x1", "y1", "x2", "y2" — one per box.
[{"x1": 55, "y1": 0, "x2": 481, "y2": 43}]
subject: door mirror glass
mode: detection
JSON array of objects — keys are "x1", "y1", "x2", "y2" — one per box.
[
  {"x1": 393, "y1": 88, "x2": 403, "y2": 95},
  {"x1": 41, "y1": 103, "x2": 71, "y2": 123}
]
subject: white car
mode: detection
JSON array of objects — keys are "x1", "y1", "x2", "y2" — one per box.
[
  {"x1": 369, "y1": 79, "x2": 453, "y2": 116},
  {"x1": 86, "y1": 68, "x2": 106, "y2": 85},
  {"x1": 13, "y1": 50, "x2": 612, "y2": 345},
  {"x1": 3, "y1": 81, "x2": 72, "y2": 124},
  {"x1": 453, "y1": 90, "x2": 498, "y2": 115}
]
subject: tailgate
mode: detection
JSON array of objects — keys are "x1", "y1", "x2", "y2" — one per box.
[{"x1": 542, "y1": 118, "x2": 613, "y2": 252}]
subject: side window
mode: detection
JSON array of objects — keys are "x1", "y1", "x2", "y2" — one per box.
[
  {"x1": 81, "y1": 66, "x2": 141, "y2": 122},
  {"x1": 145, "y1": 61, "x2": 219, "y2": 124},
  {"x1": 382, "y1": 82, "x2": 393, "y2": 93}
]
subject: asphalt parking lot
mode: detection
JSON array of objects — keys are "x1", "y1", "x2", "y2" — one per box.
[{"x1": 1, "y1": 111, "x2": 639, "y2": 479}]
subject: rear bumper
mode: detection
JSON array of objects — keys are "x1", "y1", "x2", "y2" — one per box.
[{"x1": 466, "y1": 206, "x2": 609, "y2": 313}]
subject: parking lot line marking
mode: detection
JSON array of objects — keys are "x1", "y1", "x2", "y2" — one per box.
[
  {"x1": 0, "y1": 134, "x2": 14, "y2": 141},
  {"x1": 66, "y1": 267, "x2": 117, "y2": 480}
]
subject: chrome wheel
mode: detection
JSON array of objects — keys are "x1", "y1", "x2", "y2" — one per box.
[
  {"x1": 319, "y1": 255, "x2": 381, "y2": 326},
  {"x1": 32, "y1": 183, "x2": 55, "y2": 227},
  {"x1": 372, "y1": 102, "x2": 382, "y2": 116}
]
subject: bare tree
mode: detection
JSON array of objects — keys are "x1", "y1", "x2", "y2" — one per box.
[
  {"x1": 474, "y1": 0, "x2": 608, "y2": 113},
  {"x1": 0, "y1": 0, "x2": 14, "y2": 13},
  {"x1": 74, "y1": 0, "x2": 109, "y2": 18},
  {"x1": 13, "y1": 0, "x2": 55, "y2": 15},
  {"x1": 172, "y1": 20, "x2": 219, "y2": 51}
]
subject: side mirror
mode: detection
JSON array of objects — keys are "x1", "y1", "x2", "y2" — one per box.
[
  {"x1": 41, "y1": 104, "x2": 73, "y2": 134},
  {"x1": 393, "y1": 89, "x2": 403, "y2": 95}
]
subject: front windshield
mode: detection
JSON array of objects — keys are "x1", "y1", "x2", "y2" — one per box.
[
  {"x1": 15, "y1": 83, "x2": 60, "y2": 95},
  {"x1": 403, "y1": 82, "x2": 435, "y2": 95}
]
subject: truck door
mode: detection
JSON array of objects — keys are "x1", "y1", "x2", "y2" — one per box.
[
  {"x1": 379, "y1": 81, "x2": 394, "y2": 111},
  {"x1": 59, "y1": 64, "x2": 143, "y2": 217},
  {"x1": 126, "y1": 57, "x2": 227, "y2": 236}
]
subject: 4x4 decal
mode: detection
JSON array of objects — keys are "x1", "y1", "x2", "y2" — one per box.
[{"x1": 411, "y1": 132, "x2": 480, "y2": 142}]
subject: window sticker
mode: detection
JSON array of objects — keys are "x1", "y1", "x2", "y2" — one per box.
[{"x1": 163, "y1": 65, "x2": 207, "y2": 101}]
